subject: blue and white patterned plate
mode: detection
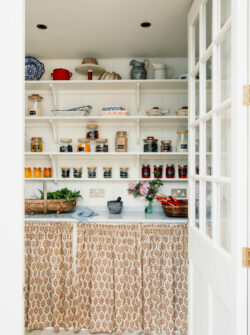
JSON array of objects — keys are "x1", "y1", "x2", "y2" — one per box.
[{"x1": 25, "y1": 56, "x2": 45, "y2": 80}]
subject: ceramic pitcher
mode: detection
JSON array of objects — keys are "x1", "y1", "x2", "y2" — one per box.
[{"x1": 130, "y1": 59, "x2": 149, "y2": 80}]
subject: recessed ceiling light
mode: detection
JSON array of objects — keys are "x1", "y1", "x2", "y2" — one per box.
[
  {"x1": 36, "y1": 24, "x2": 47, "y2": 30},
  {"x1": 141, "y1": 22, "x2": 151, "y2": 28}
]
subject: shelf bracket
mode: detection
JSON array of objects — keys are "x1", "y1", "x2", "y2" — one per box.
[
  {"x1": 49, "y1": 83, "x2": 58, "y2": 110},
  {"x1": 49, "y1": 119, "x2": 58, "y2": 144},
  {"x1": 136, "y1": 83, "x2": 140, "y2": 111}
]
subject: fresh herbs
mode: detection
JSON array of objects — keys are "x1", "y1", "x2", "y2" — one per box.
[{"x1": 38, "y1": 187, "x2": 82, "y2": 202}]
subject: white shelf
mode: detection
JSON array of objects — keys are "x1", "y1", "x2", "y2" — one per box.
[
  {"x1": 25, "y1": 152, "x2": 188, "y2": 158},
  {"x1": 25, "y1": 177, "x2": 188, "y2": 182}
]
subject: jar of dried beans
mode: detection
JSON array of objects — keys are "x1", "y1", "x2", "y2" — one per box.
[{"x1": 115, "y1": 131, "x2": 128, "y2": 152}]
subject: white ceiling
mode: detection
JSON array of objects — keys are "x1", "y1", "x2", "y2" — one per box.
[{"x1": 25, "y1": 0, "x2": 193, "y2": 59}]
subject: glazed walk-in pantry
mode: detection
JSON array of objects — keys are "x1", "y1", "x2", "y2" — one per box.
[{"x1": 22, "y1": 0, "x2": 250, "y2": 334}]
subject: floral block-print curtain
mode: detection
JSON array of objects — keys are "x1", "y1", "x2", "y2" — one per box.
[{"x1": 24, "y1": 222, "x2": 74, "y2": 332}]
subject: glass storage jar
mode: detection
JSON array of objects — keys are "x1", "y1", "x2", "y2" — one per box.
[
  {"x1": 154, "y1": 165, "x2": 163, "y2": 178},
  {"x1": 27, "y1": 94, "x2": 43, "y2": 116},
  {"x1": 143, "y1": 137, "x2": 158, "y2": 152},
  {"x1": 61, "y1": 167, "x2": 70, "y2": 178},
  {"x1": 103, "y1": 167, "x2": 112, "y2": 178},
  {"x1": 24, "y1": 167, "x2": 32, "y2": 178},
  {"x1": 161, "y1": 140, "x2": 172, "y2": 152},
  {"x1": 95, "y1": 139, "x2": 109, "y2": 152},
  {"x1": 166, "y1": 164, "x2": 175, "y2": 178},
  {"x1": 73, "y1": 167, "x2": 82, "y2": 178},
  {"x1": 60, "y1": 138, "x2": 73, "y2": 152},
  {"x1": 177, "y1": 129, "x2": 188, "y2": 152},
  {"x1": 43, "y1": 167, "x2": 52, "y2": 178},
  {"x1": 86, "y1": 124, "x2": 99, "y2": 140},
  {"x1": 31, "y1": 137, "x2": 43, "y2": 152},
  {"x1": 178, "y1": 165, "x2": 188, "y2": 178},
  {"x1": 88, "y1": 166, "x2": 96, "y2": 178},
  {"x1": 120, "y1": 167, "x2": 129, "y2": 178},
  {"x1": 77, "y1": 138, "x2": 90, "y2": 152},
  {"x1": 115, "y1": 131, "x2": 128, "y2": 152},
  {"x1": 33, "y1": 167, "x2": 42, "y2": 178},
  {"x1": 142, "y1": 164, "x2": 151, "y2": 178}
]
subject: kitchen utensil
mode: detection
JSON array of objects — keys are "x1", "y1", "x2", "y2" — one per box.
[
  {"x1": 51, "y1": 68, "x2": 72, "y2": 80},
  {"x1": 98, "y1": 71, "x2": 122, "y2": 80},
  {"x1": 130, "y1": 59, "x2": 149, "y2": 79},
  {"x1": 25, "y1": 56, "x2": 45, "y2": 80},
  {"x1": 107, "y1": 197, "x2": 123, "y2": 214},
  {"x1": 51, "y1": 105, "x2": 92, "y2": 116}
]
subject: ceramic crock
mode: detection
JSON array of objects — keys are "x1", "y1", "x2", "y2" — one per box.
[
  {"x1": 130, "y1": 59, "x2": 149, "y2": 80},
  {"x1": 51, "y1": 68, "x2": 72, "y2": 80}
]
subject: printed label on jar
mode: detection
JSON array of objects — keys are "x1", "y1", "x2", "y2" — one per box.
[
  {"x1": 62, "y1": 171, "x2": 69, "y2": 178},
  {"x1": 167, "y1": 170, "x2": 174, "y2": 176},
  {"x1": 180, "y1": 171, "x2": 187, "y2": 176},
  {"x1": 88, "y1": 172, "x2": 96, "y2": 178},
  {"x1": 74, "y1": 171, "x2": 81, "y2": 178},
  {"x1": 78, "y1": 147, "x2": 85, "y2": 152},
  {"x1": 97, "y1": 146, "x2": 104, "y2": 152},
  {"x1": 180, "y1": 144, "x2": 188, "y2": 150},
  {"x1": 163, "y1": 145, "x2": 171, "y2": 151},
  {"x1": 29, "y1": 110, "x2": 36, "y2": 115},
  {"x1": 143, "y1": 172, "x2": 150, "y2": 177},
  {"x1": 60, "y1": 146, "x2": 68, "y2": 152},
  {"x1": 104, "y1": 171, "x2": 111, "y2": 178},
  {"x1": 120, "y1": 172, "x2": 128, "y2": 178},
  {"x1": 117, "y1": 144, "x2": 125, "y2": 150},
  {"x1": 32, "y1": 145, "x2": 40, "y2": 150}
]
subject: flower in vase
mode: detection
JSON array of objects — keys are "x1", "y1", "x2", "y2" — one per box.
[
  {"x1": 140, "y1": 182, "x2": 150, "y2": 196},
  {"x1": 129, "y1": 183, "x2": 136, "y2": 191}
]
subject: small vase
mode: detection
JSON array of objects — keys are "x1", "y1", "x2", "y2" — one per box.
[{"x1": 145, "y1": 201, "x2": 153, "y2": 214}]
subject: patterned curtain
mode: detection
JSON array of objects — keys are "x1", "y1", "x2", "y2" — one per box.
[{"x1": 24, "y1": 222, "x2": 74, "y2": 332}]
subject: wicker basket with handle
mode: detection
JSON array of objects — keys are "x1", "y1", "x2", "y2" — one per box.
[{"x1": 161, "y1": 199, "x2": 188, "y2": 217}]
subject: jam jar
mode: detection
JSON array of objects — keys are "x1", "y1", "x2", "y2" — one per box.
[
  {"x1": 178, "y1": 165, "x2": 188, "y2": 178},
  {"x1": 33, "y1": 167, "x2": 42, "y2": 178},
  {"x1": 61, "y1": 167, "x2": 70, "y2": 178},
  {"x1": 120, "y1": 167, "x2": 129, "y2": 178},
  {"x1": 161, "y1": 140, "x2": 172, "y2": 152},
  {"x1": 77, "y1": 138, "x2": 90, "y2": 152},
  {"x1": 142, "y1": 164, "x2": 151, "y2": 178},
  {"x1": 27, "y1": 94, "x2": 43, "y2": 116},
  {"x1": 73, "y1": 167, "x2": 82, "y2": 178},
  {"x1": 103, "y1": 167, "x2": 112, "y2": 178},
  {"x1": 143, "y1": 137, "x2": 158, "y2": 152},
  {"x1": 86, "y1": 124, "x2": 99, "y2": 140},
  {"x1": 31, "y1": 137, "x2": 43, "y2": 152},
  {"x1": 153, "y1": 165, "x2": 163, "y2": 178},
  {"x1": 24, "y1": 167, "x2": 32, "y2": 178},
  {"x1": 43, "y1": 167, "x2": 52, "y2": 178},
  {"x1": 95, "y1": 139, "x2": 109, "y2": 152},
  {"x1": 115, "y1": 131, "x2": 128, "y2": 152},
  {"x1": 166, "y1": 165, "x2": 175, "y2": 178},
  {"x1": 177, "y1": 129, "x2": 188, "y2": 152},
  {"x1": 60, "y1": 138, "x2": 73, "y2": 152},
  {"x1": 88, "y1": 166, "x2": 96, "y2": 178}
]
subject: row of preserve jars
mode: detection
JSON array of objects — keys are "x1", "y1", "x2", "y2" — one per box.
[
  {"x1": 142, "y1": 164, "x2": 188, "y2": 178},
  {"x1": 143, "y1": 130, "x2": 188, "y2": 152},
  {"x1": 25, "y1": 167, "x2": 52, "y2": 178},
  {"x1": 61, "y1": 167, "x2": 129, "y2": 179}
]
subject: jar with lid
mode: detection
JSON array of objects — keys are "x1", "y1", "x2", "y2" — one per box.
[
  {"x1": 154, "y1": 165, "x2": 163, "y2": 178},
  {"x1": 120, "y1": 167, "x2": 129, "y2": 178},
  {"x1": 178, "y1": 165, "x2": 188, "y2": 178},
  {"x1": 143, "y1": 137, "x2": 158, "y2": 152},
  {"x1": 88, "y1": 166, "x2": 96, "y2": 178},
  {"x1": 161, "y1": 140, "x2": 172, "y2": 152},
  {"x1": 31, "y1": 137, "x2": 43, "y2": 152},
  {"x1": 24, "y1": 167, "x2": 32, "y2": 178},
  {"x1": 96, "y1": 139, "x2": 109, "y2": 152},
  {"x1": 166, "y1": 165, "x2": 175, "y2": 178},
  {"x1": 103, "y1": 167, "x2": 112, "y2": 178},
  {"x1": 77, "y1": 138, "x2": 90, "y2": 152},
  {"x1": 73, "y1": 167, "x2": 82, "y2": 178},
  {"x1": 60, "y1": 138, "x2": 73, "y2": 152},
  {"x1": 43, "y1": 167, "x2": 52, "y2": 178},
  {"x1": 33, "y1": 167, "x2": 42, "y2": 178},
  {"x1": 177, "y1": 129, "x2": 188, "y2": 152},
  {"x1": 61, "y1": 167, "x2": 70, "y2": 178},
  {"x1": 142, "y1": 164, "x2": 151, "y2": 178},
  {"x1": 86, "y1": 124, "x2": 99, "y2": 140},
  {"x1": 27, "y1": 94, "x2": 43, "y2": 116},
  {"x1": 115, "y1": 131, "x2": 128, "y2": 152}
]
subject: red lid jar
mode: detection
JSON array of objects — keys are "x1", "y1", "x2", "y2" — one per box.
[
  {"x1": 153, "y1": 165, "x2": 163, "y2": 178},
  {"x1": 142, "y1": 165, "x2": 151, "y2": 178},
  {"x1": 178, "y1": 165, "x2": 188, "y2": 178},
  {"x1": 166, "y1": 165, "x2": 175, "y2": 178},
  {"x1": 51, "y1": 68, "x2": 72, "y2": 80}
]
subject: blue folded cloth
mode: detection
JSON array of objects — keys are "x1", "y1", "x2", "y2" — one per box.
[{"x1": 71, "y1": 206, "x2": 98, "y2": 223}]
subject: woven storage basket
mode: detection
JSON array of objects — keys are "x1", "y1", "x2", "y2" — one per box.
[{"x1": 161, "y1": 199, "x2": 188, "y2": 217}]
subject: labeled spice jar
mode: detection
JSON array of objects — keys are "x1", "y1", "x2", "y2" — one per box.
[
  {"x1": 154, "y1": 165, "x2": 163, "y2": 178},
  {"x1": 24, "y1": 167, "x2": 32, "y2": 178},
  {"x1": 73, "y1": 167, "x2": 82, "y2": 178},
  {"x1": 166, "y1": 164, "x2": 175, "y2": 178},
  {"x1": 95, "y1": 139, "x2": 109, "y2": 152},
  {"x1": 88, "y1": 166, "x2": 96, "y2": 178},
  {"x1": 27, "y1": 94, "x2": 43, "y2": 116},
  {"x1": 33, "y1": 167, "x2": 42, "y2": 178},
  {"x1": 120, "y1": 167, "x2": 129, "y2": 178},
  {"x1": 86, "y1": 124, "x2": 99, "y2": 140},
  {"x1": 161, "y1": 140, "x2": 172, "y2": 152},
  {"x1": 61, "y1": 167, "x2": 70, "y2": 178},
  {"x1": 31, "y1": 137, "x2": 43, "y2": 152},
  {"x1": 177, "y1": 129, "x2": 188, "y2": 152},
  {"x1": 142, "y1": 164, "x2": 151, "y2": 178},
  {"x1": 115, "y1": 131, "x2": 128, "y2": 152},
  {"x1": 77, "y1": 138, "x2": 90, "y2": 152},
  {"x1": 60, "y1": 138, "x2": 73, "y2": 152},
  {"x1": 103, "y1": 167, "x2": 112, "y2": 178},
  {"x1": 143, "y1": 137, "x2": 158, "y2": 152},
  {"x1": 178, "y1": 165, "x2": 188, "y2": 178},
  {"x1": 43, "y1": 167, "x2": 52, "y2": 178}
]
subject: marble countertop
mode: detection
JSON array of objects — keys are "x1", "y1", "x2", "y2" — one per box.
[{"x1": 25, "y1": 206, "x2": 188, "y2": 224}]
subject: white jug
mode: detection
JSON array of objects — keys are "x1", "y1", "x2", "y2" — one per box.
[{"x1": 152, "y1": 63, "x2": 166, "y2": 79}]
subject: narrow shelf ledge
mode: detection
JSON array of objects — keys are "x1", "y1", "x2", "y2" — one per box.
[{"x1": 24, "y1": 177, "x2": 188, "y2": 182}]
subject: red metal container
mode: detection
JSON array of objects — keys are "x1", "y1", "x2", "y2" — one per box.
[{"x1": 51, "y1": 68, "x2": 72, "y2": 80}]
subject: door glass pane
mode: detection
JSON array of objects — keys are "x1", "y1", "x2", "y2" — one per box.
[
  {"x1": 206, "y1": 119, "x2": 212, "y2": 176},
  {"x1": 195, "y1": 181, "x2": 200, "y2": 228},
  {"x1": 206, "y1": 0, "x2": 213, "y2": 48},
  {"x1": 194, "y1": 17, "x2": 200, "y2": 62},
  {"x1": 195, "y1": 126, "x2": 200, "y2": 175},
  {"x1": 195, "y1": 71, "x2": 200, "y2": 118},
  {"x1": 221, "y1": 0, "x2": 231, "y2": 27},
  {"x1": 220, "y1": 31, "x2": 231, "y2": 103},
  {"x1": 206, "y1": 57, "x2": 212, "y2": 113},
  {"x1": 219, "y1": 183, "x2": 231, "y2": 252},
  {"x1": 219, "y1": 109, "x2": 231, "y2": 177},
  {"x1": 206, "y1": 182, "x2": 212, "y2": 238}
]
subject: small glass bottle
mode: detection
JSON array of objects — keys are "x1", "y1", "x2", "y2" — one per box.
[
  {"x1": 31, "y1": 137, "x2": 43, "y2": 152},
  {"x1": 61, "y1": 167, "x2": 70, "y2": 178},
  {"x1": 115, "y1": 131, "x2": 128, "y2": 152},
  {"x1": 142, "y1": 164, "x2": 151, "y2": 178},
  {"x1": 143, "y1": 137, "x2": 158, "y2": 152},
  {"x1": 86, "y1": 124, "x2": 99, "y2": 140},
  {"x1": 177, "y1": 129, "x2": 188, "y2": 152},
  {"x1": 103, "y1": 167, "x2": 112, "y2": 178},
  {"x1": 153, "y1": 165, "x2": 163, "y2": 178},
  {"x1": 60, "y1": 138, "x2": 73, "y2": 152},
  {"x1": 95, "y1": 139, "x2": 109, "y2": 152},
  {"x1": 120, "y1": 167, "x2": 129, "y2": 178},
  {"x1": 27, "y1": 94, "x2": 43, "y2": 116},
  {"x1": 73, "y1": 167, "x2": 82, "y2": 178},
  {"x1": 166, "y1": 165, "x2": 175, "y2": 178},
  {"x1": 77, "y1": 139, "x2": 90, "y2": 152},
  {"x1": 161, "y1": 140, "x2": 172, "y2": 152},
  {"x1": 24, "y1": 167, "x2": 32, "y2": 178},
  {"x1": 33, "y1": 167, "x2": 42, "y2": 178},
  {"x1": 88, "y1": 166, "x2": 97, "y2": 178},
  {"x1": 178, "y1": 165, "x2": 188, "y2": 178},
  {"x1": 43, "y1": 167, "x2": 52, "y2": 178}
]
